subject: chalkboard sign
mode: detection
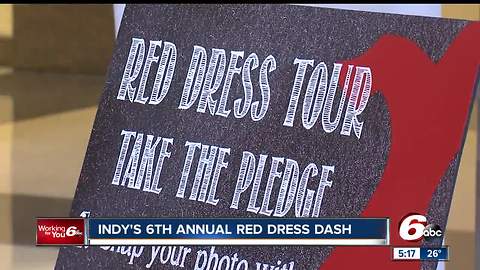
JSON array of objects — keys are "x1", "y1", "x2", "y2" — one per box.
[{"x1": 55, "y1": 4, "x2": 480, "y2": 270}]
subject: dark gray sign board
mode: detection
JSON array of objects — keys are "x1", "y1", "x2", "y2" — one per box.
[{"x1": 55, "y1": 4, "x2": 480, "y2": 270}]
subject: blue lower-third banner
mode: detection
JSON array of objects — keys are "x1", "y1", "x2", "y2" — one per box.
[{"x1": 85, "y1": 218, "x2": 389, "y2": 246}]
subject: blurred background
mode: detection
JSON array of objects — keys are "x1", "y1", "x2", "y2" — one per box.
[{"x1": 0, "y1": 4, "x2": 478, "y2": 270}]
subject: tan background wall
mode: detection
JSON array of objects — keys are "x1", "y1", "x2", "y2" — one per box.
[
  {"x1": 0, "y1": 5, "x2": 13, "y2": 38},
  {"x1": 442, "y1": 4, "x2": 480, "y2": 20},
  {"x1": 0, "y1": 4, "x2": 114, "y2": 74},
  {"x1": 442, "y1": 5, "x2": 480, "y2": 270},
  {"x1": 0, "y1": 4, "x2": 13, "y2": 65},
  {"x1": 0, "y1": 5, "x2": 111, "y2": 269}
]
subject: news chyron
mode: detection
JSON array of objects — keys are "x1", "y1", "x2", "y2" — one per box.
[{"x1": 36, "y1": 214, "x2": 448, "y2": 261}]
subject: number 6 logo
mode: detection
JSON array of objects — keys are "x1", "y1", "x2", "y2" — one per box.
[
  {"x1": 399, "y1": 214, "x2": 427, "y2": 241},
  {"x1": 66, "y1": 226, "x2": 78, "y2": 237}
]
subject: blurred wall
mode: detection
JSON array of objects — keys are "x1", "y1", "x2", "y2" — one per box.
[
  {"x1": 442, "y1": 5, "x2": 480, "y2": 270},
  {"x1": 0, "y1": 4, "x2": 13, "y2": 38},
  {"x1": 0, "y1": 4, "x2": 114, "y2": 74},
  {"x1": 0, "y1": 4, "x2": 13, "y2": 66}
]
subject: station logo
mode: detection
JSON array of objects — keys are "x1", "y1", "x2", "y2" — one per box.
[
  {"x1": 399, "y1": 214, "x2": 443, "y2": 242},
  {"x1": 36, "y1": 218, "x2": 85, "y2": 245}
]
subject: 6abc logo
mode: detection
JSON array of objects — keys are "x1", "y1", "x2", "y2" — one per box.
[{"x1": 399, "y1": 214, "x2": 443, "y2": 242}]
